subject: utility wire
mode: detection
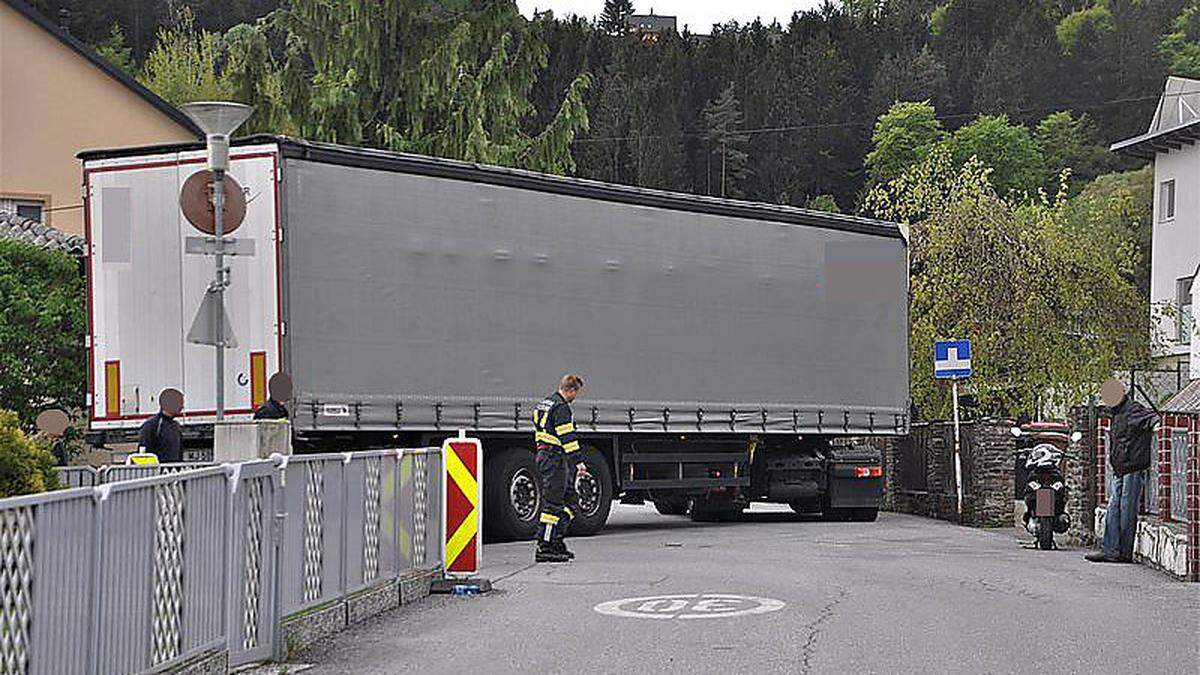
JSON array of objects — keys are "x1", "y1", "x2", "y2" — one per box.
[{"x1": 571, "y1": 90, "x2": 1182, "y2": 145}]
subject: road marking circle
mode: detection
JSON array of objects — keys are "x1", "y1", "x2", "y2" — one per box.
[{"x1": 593, "y1": 593, "x2": 785, "y2": 620}]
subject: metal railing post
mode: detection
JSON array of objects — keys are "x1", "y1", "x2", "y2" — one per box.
[
  {"x1": 86, "y1": 486, "x2": 108, "y2": 675},
  {"x1": 394, "y1": 449, "x2": 403, "y2": 582},
  {"x1": 271, "y1": 455, "x2": 287, "y2": 662},
  {"x1": 222, "y1": 464, "x2": 236, "y2": 662},
  {"x1": 341, "y1": 453, "x2": 351, "y2": 601}
]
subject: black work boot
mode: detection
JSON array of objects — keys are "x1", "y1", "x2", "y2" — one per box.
[
  {"x1": 553, "y1": 540, "x2": 575, "y2": 560},
  {"x1": 535, "y1": 542, "x2": 569, "y2": 563}
]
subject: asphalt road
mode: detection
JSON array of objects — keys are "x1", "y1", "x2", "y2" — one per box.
[{"x1": 300, "y1": 505, "x2": 1199, "y2": 675}]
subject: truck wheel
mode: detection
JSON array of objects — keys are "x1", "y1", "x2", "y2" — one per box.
[
  {"x1": 570, "y1": 446, "x2": 614, "y2": 536},
  {"x1": 654, "y1": 496, "x2": 690, "y2": 516},
  {"x1": 483, "y1": 447, "x2": 541, "y2": 542}
]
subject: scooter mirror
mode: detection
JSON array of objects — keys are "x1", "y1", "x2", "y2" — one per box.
[
  {"x1": 1070, "y1": 431, "x2": 1082, "y2": 443},
  {"x1": 1010, "y1": 427, "x2": 1022, "y2": 438}
]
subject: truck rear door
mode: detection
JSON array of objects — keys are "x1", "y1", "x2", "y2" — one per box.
[{"x1": 84, "y1": 143, "x2": 282, "y2": 434}]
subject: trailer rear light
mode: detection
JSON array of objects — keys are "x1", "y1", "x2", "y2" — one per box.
[{"x1": 854, "y1": 466, "x2": 882, "y2": 478}]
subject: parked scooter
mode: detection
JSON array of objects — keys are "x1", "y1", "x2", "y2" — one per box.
[{"x1": 1010, "y1": 424, "x2": 1082, "y2": 550}]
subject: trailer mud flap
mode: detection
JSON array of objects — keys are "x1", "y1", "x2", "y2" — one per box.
[{"x1": 827, "y1": 446, "x2": 883, "y2": 509}]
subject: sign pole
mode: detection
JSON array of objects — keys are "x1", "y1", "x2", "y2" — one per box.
[
  {"x1": 212, "y1": 169, "x2": 226, "y2": 420},
  {"x1": 952, "y1": 378, "x2": 962, "y2": 518},
  {"x1": 179, "y1": 101, "x2": 252, "y2": 422},
  {"x1": 934, "y1": 338, "x2": 971, "y2": 521}
]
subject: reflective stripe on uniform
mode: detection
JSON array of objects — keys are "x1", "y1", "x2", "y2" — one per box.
[
  {"x1": 536, "y1": 431, "x2": 562, "y2": 446},
  {"x1": 539, "y1": 512, "x2": 560, "y2": 524},
  {"x1": 563, "y1": 507, "x2": 574, "y2": 519},
  {"x1": 563, "y1": 441, "x2": 580, "y2": 453},
  {"x1": 555, "y1": 422, "x2": 575, "y2": 435}
]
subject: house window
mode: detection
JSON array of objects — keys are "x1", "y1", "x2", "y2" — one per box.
[
  {"x1": 1, "y1": 199, "x2": 44, "y2": 223},
  {"x1": 1177, "y1": 276, "x2": 1193, "y2": 345},
  {"x1": 16, "y1": 202, "x2": 42, "y2": 222},
  {"x1": 1161, "y1": 179, "x2": 1176, "y2": 222}
]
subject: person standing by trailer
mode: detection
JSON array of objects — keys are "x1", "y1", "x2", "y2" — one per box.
[
  {"x1": 534, "y1": 374, "x2": 588, "y2": 563},
  {"x1": 253, "y1": 373, "x2": 292, "y2": 420},
  {"x1": 136, "y1": 388, "x2": 184, "y2": 463}
]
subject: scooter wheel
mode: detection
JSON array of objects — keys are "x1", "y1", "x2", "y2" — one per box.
[{"x1": 1036, "y1": 517, "x2": 1055, "y2": 550}]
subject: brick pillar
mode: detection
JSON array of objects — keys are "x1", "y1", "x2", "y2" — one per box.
[
  {"x1": 1066, "y1": 406, "x2": 1095, "y2": 544},
  {"x1": 1188, "y1": 413, "x2": 1199, "y2": 582},
  {"x1": 876, "y1": 436, "x2": 897, "y2": 512},
  {"x1": 1159, "y1": 415, "x2": 1175, "y2": 520},
  {"x1": 963, "y1": 420, "x2": 1014, "y2": 527}
]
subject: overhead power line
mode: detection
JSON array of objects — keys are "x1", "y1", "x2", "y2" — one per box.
[{"x1": 571, "y1": 90, "x2": 1175, "y2": 145}]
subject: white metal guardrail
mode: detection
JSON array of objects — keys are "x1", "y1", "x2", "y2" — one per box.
[
  {"x1": 4, "y1": 448, "x2": 443, "y2": 673},
  {"x1": 54, "y1": 463, "x2": 218, "y2": 489}
]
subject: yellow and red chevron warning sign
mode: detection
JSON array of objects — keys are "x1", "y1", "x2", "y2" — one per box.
[{"x1": 442, "y1": 436, "x2": 483, "y2": 576}]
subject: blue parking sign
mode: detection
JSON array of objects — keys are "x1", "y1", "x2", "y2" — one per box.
[{"x1": 934, "y1": 339, "x2": 972, "y2": 379}]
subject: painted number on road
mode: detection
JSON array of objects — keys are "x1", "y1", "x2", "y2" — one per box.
[{"x1": 593, "y1": 594, "x2": 785, "y2": 620}]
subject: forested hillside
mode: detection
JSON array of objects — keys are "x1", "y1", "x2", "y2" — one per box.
[{"x1": 34, "y1": 0, "x2": 1192, "y2": 208}]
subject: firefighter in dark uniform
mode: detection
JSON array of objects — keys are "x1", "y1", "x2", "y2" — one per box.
[{"x1": 534, "y1": 374, "x2": 588, "y2": 563}]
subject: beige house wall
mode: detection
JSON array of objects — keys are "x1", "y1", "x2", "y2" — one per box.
[{"x1": 0, "y1": 1, "x2": 195, "y2": 235}]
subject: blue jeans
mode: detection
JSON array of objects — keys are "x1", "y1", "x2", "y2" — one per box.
[{"x1": 1102, "y1": 470, "x2": 1145, "y2": 560}]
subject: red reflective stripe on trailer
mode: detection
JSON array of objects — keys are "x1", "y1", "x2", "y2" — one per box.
[
  {"x1": 854, "y1": 466, "x2": 883, "y2": 478},
  {"x1": 92, "y1": 407, "x2": 256, "y2": 422},
  {"x1": 82, "y1": 152, "x2": 278, "y2": 175}
]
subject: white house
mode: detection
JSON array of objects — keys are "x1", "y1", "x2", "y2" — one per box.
[{"x1": 1112, "y1": 76, "x2": 1200, "y2": 379}]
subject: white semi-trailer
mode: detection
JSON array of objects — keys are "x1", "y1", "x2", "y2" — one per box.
[{"x1": 80, "y1": 136, "x2": 909, "y2": 539}]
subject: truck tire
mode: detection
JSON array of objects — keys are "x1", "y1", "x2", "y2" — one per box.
[
  {"x1": 570, "y1": 446, "x2": 614, "y2": 536},
  {"x1": 654, "y1": 496, "x2": 690, "y2": 516},
  {"x1": 483, "y1": 447, "x2": 541, "y2": 542}
]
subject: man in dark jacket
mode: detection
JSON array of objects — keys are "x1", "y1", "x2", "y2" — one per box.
[
  {"x1": 253, "y1": 373, "x2": 292, "y2": 421},
  {"x1": 1087, "y1": 380, "x2": 1158, "y2": 563},
  {"x1": 136, "y1": 388, "x2": 184, "y2": 463}
]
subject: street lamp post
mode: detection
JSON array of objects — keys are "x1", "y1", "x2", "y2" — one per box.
[{"x1": 180, "y1": 102, "x2": 252, "y2": 420}]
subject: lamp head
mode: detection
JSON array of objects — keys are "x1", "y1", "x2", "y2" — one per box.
[{"x1": 180, "y1": 102, "x2": 253, "y2": 172}]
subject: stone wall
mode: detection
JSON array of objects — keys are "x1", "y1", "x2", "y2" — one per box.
[
  {"x1": 283, "y1": 566, "x2": 442, "y2": 659},
  {"x1": 880, "y1": 419, "x2": 1017, "y2": 527},
  {"x1": 1065, "y1": 405, "x2": 1098, "y2": 546}
]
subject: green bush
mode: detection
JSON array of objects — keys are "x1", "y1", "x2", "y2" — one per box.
[
  {"x1": 0, "y1": 409, "x2": 60, "y2": 498},
  {"x1": 0, "y1": 239, "x2": 86, "y2": 426}
]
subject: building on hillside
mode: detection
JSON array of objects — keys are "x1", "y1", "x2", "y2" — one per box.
[
  {"x1": 0, "y1": 0, "x2": 200, "y2": 235},
  {"x1": 1112, "y1": 76, "x2": 1200, "y2": 381},
  {"x1": 627, "y1": 11, "x2": 676, "y2": 42}
]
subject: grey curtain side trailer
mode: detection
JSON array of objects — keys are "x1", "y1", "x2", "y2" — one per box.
[{"x1": 80, "y1": 135, "x2": 910, "y2": 538}]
